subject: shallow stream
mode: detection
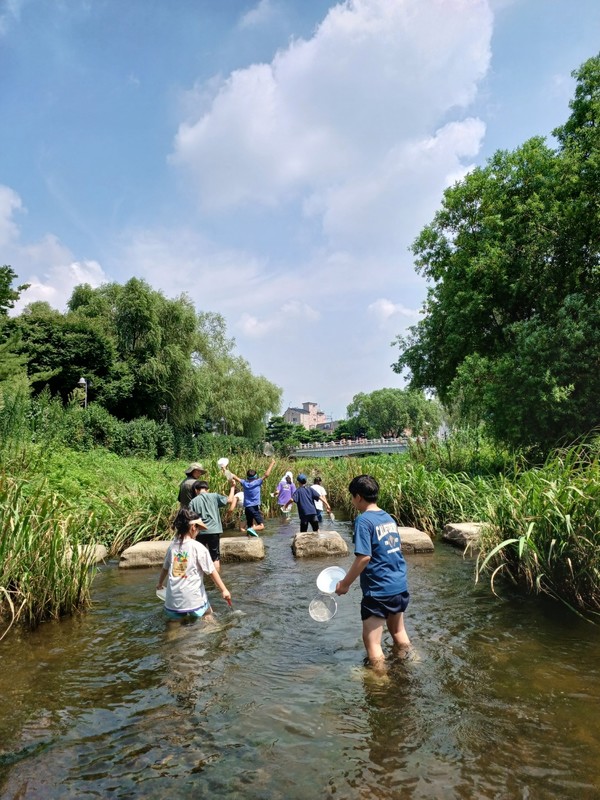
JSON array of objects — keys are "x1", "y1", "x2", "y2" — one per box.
[{"x1": 1, "y1": 516, "x2": 600, "y2": 799}]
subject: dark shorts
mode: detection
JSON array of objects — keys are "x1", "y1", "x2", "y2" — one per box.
[
  {"x1": 195, "y1": 532, "x2": 221, "y2": 562},
  {"x1": 316, "y1": 510, "x2": 323, "y2": 523},
  {"x1": 300, "y1": 514, "x2": 319, "y2": 532},
  {"x1": 245, "y1": 505, "x2": 264, "y2": 527},
  {"x1": 361, "y1": 591, "x2": 410, "y2": 620}
]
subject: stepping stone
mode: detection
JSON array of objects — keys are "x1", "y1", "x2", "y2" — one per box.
[
  {"x1": 119, "y1": 536, "x2": 265, "y2": 568},
  {"x1": 221, "y1": 536, "x2": 265, "y2": 562},
  {"x1": 119, "y1": 540, "x2": 170, "y2": 569},
  {"x1": 442, "y1": 522, "x2": 484, "y2": 553},
  {"x1": 399, "y1": 527, "x2": 434, "y2": 554},
  {"x1": 78, "y1": 543, "x2": 109, "y2": 564},
  {"x1": 65, "y1": 543, "x2": 109, "y2": 565},
  {"x1": 292, "y1": 530, "x2": 348, "y2": 558}
]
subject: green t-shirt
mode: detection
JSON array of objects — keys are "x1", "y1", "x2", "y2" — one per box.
[{"x1": 189, "y1": 492, "x2": 229, "y2": 533}]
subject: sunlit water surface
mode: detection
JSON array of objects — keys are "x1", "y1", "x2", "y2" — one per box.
[{"x1": 1, "y1": 517, "x2": 600, "y2": 799}]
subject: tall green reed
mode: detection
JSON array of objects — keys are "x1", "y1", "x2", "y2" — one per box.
[
  {"x1": 0, "y1": 475, "x2": 95, "y2": 633},
  {"x1": 476, "y1": 444, "x2": 600, "y2": 616}
]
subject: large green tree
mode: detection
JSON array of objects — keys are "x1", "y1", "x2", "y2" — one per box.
[
  {"x1": 393, "y1": 54, "x2": 600, "y2": 450},
  {"x1": 65, "y1": 279, "x2": 282, "y2": 435},
  {"x1": 346, "y1": 388, "x2": 442, "y2": 438}
]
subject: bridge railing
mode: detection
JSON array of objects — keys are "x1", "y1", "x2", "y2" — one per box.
[{"x1": 293, "y1": 436, "x2": 409, "y2": 452}]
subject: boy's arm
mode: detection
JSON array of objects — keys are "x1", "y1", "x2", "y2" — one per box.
[
  {"x1": 209, "y1": 568, "x2": 231, "y2": 602},
  {"x1": 263, "y1": 458, "x2": 276, "y2": 478},
  {"x1": 335, "y1": 555, "x2": 370, "y2": 595}
]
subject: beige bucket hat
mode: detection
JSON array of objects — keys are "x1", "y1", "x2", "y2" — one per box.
[{"x1": 185, "y1": 462, "x2": 207, "y2": 475}]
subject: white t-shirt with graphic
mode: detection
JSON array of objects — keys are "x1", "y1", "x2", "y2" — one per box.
[{"x1": 163, "y1": 537, "x2": 214, "y2": 612}]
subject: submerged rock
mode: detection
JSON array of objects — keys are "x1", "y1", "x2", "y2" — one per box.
[{"x1": 291, "y1": 530, "x2": 348, "y2": 558}]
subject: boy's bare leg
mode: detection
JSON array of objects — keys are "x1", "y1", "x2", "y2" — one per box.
[
  {"x1": 253, "y1": 522, "x2": 265, "y2": 532},
  {"x1": 362, "y1": 616, "x2": 386, "y2": 666},
  {"x1": 387, "y1": 612, "x2": 411, "y2": 649},
  {"x1": 213, "y1": 559, "x2": 221, "y2": 573}
]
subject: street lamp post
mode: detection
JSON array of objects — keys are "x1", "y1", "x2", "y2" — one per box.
[{"x1": 77, "y1": 376, "x2": 88, "y2": 409}]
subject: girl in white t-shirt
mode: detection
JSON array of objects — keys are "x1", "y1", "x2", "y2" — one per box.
[{"x1": 156, "y1": 508, "x2": 231, "y2": 621}]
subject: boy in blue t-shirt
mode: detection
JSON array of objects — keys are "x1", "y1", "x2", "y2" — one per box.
[
  {"x1": 229, "y1": 458, "x2": 275, "y2": 537},
  {"x1": 335, "y1": 474, "x2": 410, "y2": 667}
]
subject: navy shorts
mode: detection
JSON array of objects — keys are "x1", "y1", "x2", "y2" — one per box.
[
  {"x1": 196, "y1": 532, "x2": 221, "y2": 562},
  {"x1": 361, "y1": 591, "x2": 410, "y2": 620},
  {"x1": 245, "y1": 505, "x2": 264, "y2": 527},
  {"x1": 300, "y1": 514, "x2": 319, "y2": 532}
]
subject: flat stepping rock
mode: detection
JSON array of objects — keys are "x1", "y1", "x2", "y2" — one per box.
[
  {"x1": 119, "y1": 540, "x2": 170, "y2": 569},
  {"x1": 119, "y1": 536, "x2": 265, "y2": 568},
  {"x1": 65, "y1": 543, "x2": 109, "y2": 565},
  {"x1": 221, "y1": 536, "x2": 265, "y2": 562},
  {"x1": 78, "y1": 543, "x2": 109, "y2": 564},
  {"x1": 442, "y1": 522, "x2": 484, "y2": 553},
  {"x1": 399, "y1": 527, "x2": 434, "y2": 554},
  {"x1": 292, "y1": 530, "x2": 348, "y2": 558}
]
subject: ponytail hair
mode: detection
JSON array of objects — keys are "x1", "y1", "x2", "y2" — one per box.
[{"x1": 172, "y1": 508, "x2": 200, "y2": 541}]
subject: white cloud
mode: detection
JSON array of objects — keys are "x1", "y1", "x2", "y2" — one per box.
[
  {"x1": 367, "y1": 298, "x2": 419, "y2": 328},
  {"x1": 0, "y1": 185, "x2": 24, "y2": 245},
  {"x1": 0, "y1": 184, "x2": 109, "y2": 313},
  {"x1": 16, "y1": 258, "x2": 107, "y2": 311},
  {"x1": 238, "y1": 299, "x2": 320, "y2": 338},
  {"x1": 172, "y1": 0, "x2": 492, "y2": 253},
  {"x1": 239, "y1": 0, "x2": 277, "y2": 29}
]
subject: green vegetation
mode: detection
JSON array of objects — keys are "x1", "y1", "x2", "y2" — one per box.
[
  {"x1": 345, "y1": 388, "x2": 442, "y2": 438},
  {"x1": 2, "y1": 55, "x2": 600, "y2": 628},
  {"x1": 476, "y1": 443, "x2": 600, "y2": 618},
  {"x1": 393, "y1": 53, "x2": 600, "y2": 453}
]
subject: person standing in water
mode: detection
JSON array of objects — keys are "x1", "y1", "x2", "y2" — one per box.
[
  {"x1": 189, "y1": 478, "x2": 236, "y2": 573},
  {"x1": 287, "y1": 473, "x2": 331, "y2": 532},
  {"x1": 178, "y1": 463, "x2": 207, "y2": 508},
  {"x1": 311, "y1": 476, "x2": 328, "y2": 523},
  {"x1": 156, "y1": 508, "x2": 231, "y2": 622},
  {"x1": 335, "y1": 474, "x2": 410, "y2": 669},
  {"x1": 274, "y1": 471, "x2": 295, "y2": 517},
  {"x1": 228, "y1": 459, "x2": 276, "y2": 536}
]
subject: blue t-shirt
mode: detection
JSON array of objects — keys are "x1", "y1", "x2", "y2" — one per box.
[
  {"x1": 240, "y1": 477, "x2": 264, "y2": 506},
  {"x1": 354, "y1": 509, "x2": 408, "y2": 597},
  {"x1": 292, "y1": 485, "x2": 321, "y2": 517}
]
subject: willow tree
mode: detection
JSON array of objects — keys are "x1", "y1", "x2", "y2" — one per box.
[{"x1": 393, "y1": 53, "x2": 600, "y2": 451}]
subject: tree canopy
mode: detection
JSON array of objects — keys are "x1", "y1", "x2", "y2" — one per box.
[
  {"x1": 393, "y1": 53, "x2": 600, "y2": 451},
  {"x1": 9, "y1": 278, "x2": 281, "y2": 437},
  {"x1": 346, "y1": 388, "x2": 442, "y2": 438}
]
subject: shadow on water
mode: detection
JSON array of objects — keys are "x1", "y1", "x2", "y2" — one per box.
[{"x1": 1, "y1": 515, "x2": 600, "y2": 799}]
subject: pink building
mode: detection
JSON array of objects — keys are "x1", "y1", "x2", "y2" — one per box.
[{"x1": 283, "y1": 402, "x2": 328, "y2": 430}]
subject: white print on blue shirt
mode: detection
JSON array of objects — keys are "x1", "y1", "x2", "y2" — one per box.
[{"x1": 376, "y1": 522, "x2": 401, "y2": 553}]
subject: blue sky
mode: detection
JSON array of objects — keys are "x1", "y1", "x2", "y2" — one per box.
[{"x1": 1, "y1": 0, "x2": 599, "y2": 420}]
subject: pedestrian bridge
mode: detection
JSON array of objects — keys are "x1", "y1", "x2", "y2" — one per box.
[{"x1": 290, "y1": 438, "x2": 409, "y2": 459}]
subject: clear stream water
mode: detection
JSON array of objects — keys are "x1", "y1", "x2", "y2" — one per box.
[{"x1": 1, "y1": 516, "x2": 600, "y2": 800}]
